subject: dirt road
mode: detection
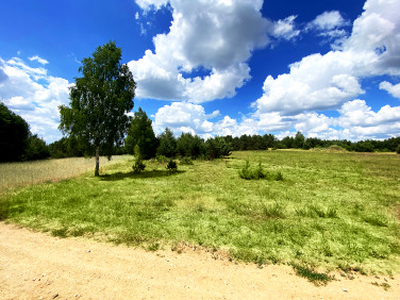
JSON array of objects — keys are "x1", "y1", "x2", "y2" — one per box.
[{"x1": 1, "y1": 222, "x2": 399, "y2": 299}]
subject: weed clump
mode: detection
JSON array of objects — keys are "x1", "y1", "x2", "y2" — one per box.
[
  {"x1": 291, "y1": 263, "x2": 332, "y2": 286},
  {"x1": 262, "y1": 202, "x2": 286, "y2": 219},
  {"x1": 295, "y1": 204, "x2": 338, "y2": 219}
]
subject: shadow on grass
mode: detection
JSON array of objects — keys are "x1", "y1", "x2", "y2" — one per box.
[{"x1": 100, "y1": 170, "x2": 185, "y2": 181}]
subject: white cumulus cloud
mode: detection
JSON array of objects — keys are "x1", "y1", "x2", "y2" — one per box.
[
  {"x1": 130, "y1": 0, "x2": 300, "y2": 103},
  {"x1": 307, "y1": 11, "x2": 349, "y2": 31},
  {"x1": 379, "y1": 81, "x2": 400, "y2": 99},
  {"x1": 28, "y1": 55, "x2": 49, "y2": 65},
  {"x1": 255, "y1": 0, "x2": 400, "y2": 117},
  {"x1": 153, "y1": 102, "x2": 220, "y2": 136},
  {"x1": 0, "y1": 57, "x2": 70, "y2": 142},
  {"x1": 336, "y1": 99, "x2": 400, "y2": 139},
  {"x1": 255, "y1": 51, "x2": 364, "y2": 115},
  {"x1": 272, "y1": 15, "x2": 300, "y2": 41},
  {"x1": 305, "y1": 11, "x2": 350, "y2": 46}
]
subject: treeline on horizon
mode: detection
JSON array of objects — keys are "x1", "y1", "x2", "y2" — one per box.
[
  {"x1": 49, "y1": 131, "x2": 400, "y2": 160},
  {"x1": 1, "y1": 102, "x2": 400, "y2": 163}
]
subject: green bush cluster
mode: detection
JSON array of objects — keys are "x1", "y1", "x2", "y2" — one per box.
[
  {"x1": 238, "y1": 160, "x2": 283, "y2": 181},
  {"x1": 166, "y1": 159, "x2": 178, "y2": 172},
  {"x1": 180, "y1": 156, "x2": 194, "y2": 165},
  {"x1": 156, "y1": 154, "x2": 169, "y2": 163}
]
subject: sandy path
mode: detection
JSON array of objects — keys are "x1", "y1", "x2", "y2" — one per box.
[{"x1": 0, "y1": 222, "x2": 399, "y2": 299}]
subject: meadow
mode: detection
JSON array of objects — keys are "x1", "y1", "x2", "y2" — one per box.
[{"x1": 1, "y1": 150, "x2": 400, "y2": 277}]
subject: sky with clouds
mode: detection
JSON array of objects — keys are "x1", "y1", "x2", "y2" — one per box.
[{"x1": 0, "y1": 0, "x2": 399, "y2": 143}]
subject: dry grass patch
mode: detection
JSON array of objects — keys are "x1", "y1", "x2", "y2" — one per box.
[{"x1": 0, "y1": 155, "x2": 132, "y2": 190}]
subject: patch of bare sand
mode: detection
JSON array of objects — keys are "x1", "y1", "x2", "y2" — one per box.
[{"x1": 0, "y1": 222, "x2": 399, "y2": 299}]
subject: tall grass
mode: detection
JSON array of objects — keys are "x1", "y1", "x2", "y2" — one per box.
[
  {"x1": 1, "y1": 150, "x2": 400, "y2": 274},
  {"x1": 0, "y1": 155, "x2": 132, "y2": 190}
]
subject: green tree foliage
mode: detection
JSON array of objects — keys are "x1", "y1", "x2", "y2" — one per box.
[
  {"x1": 293, "y1": 131, "x2": 305, "y2": 149},
  {"x1": 59, "y1": 41, "x2": 135, "y2": 176},
  {"x1": 205, "y1": 136, "x2": 231, "y2": 159},
  {"x1": 48, "y1": 137, "x2": 85, "y2": 158},
  {"x1": 281, "y1": 136, "x2": 294, "y2": 149},
  {"x1": 263, "y1": 134, "x2": 276, "y2": 149},
  {"x1": 0, "y1": 102, "x2": 50, "y2": 162},
  {"x1": 125, "y1": 107, "x2": 157, "y2": 159},
  {"x1": 0, "y1": 102, "x2": 30, "y2": 162},
  {"x1": 157, "y1": 128, "x2": 177, "y2": 158},
  {"x1": 176, "y1": 133, "x2": 204, "y2": 158},
  {"x1": 24, "y1": 134, "x2": 50, "y2": 160}
]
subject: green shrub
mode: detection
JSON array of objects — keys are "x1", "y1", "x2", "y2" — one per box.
[
  {"x1": 275, "y1": 171, "x2": 284, "y2": 181},
  {"x1": 180, "y1": 156, "x2": 194, "y2": 165},
  {"x1": 132, "y1": 159, "x2": 146, "y2": 174},
  {"x1": 238, "y1": 160, "x2": 283, "y2": 181},
  {"x1": 132, "y1": 145, "x2": 146, "y2": 174},
  {"x1": 255, "y1": 162, "x2": 267, "y2": 179},
  {"x1": 166, "y1": 159, "x2": 178, "y2": 172},
  {"x1": 238, "y1": 160, "x2": 254, "y2": 180},
  {"x1": 156, "y1": 154, "x2": 169, "y2": 163}
]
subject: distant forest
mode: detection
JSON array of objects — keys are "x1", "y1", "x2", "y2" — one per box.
[
  {"x1": 1, "y1": 102, "x2": 400, "y2": 163},
  {"x1": 48, "y1": 131, "x2": 400, "y2": 161}
]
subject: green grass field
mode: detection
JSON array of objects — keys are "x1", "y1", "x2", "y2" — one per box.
[{"x1": 1, "y1": 150, "x2": 399, "y2": 276}]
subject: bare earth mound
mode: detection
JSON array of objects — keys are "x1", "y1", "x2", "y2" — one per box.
[{"x1": 1, "y1": 222, "x2": 399, "y2": 299}]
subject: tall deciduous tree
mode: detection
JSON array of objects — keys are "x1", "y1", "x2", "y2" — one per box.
[
  {"x1": 59, "y1": 42, "x2": 135, "y2": 176},
  {"x1": 125, "y1": 107, "x2": 157, "y2": 159}
]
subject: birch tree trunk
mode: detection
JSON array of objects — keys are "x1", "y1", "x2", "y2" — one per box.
[{"x1": 95, "y1": 146, "x2": 100, "y2": 176}]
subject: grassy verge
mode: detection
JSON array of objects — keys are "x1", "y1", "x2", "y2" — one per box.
[{"x1": 1, "y1": 150, "x2": 400, "y2": 275}]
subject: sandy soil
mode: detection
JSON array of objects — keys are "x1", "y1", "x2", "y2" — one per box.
[{"x1": 1, "y1": 222, "x2": 399, "y2": 299}]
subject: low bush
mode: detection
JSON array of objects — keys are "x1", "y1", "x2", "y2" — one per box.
[
  {"x1": 238, "y1": 160, "x2": 254, "y2": 180},
  {"x1": 156, "y1": 154, "x2": 169, "y2": 163},
  {"x1": 238, "y1": 160, "x2": 283, "y2": 181},
  {"x1": 132, "y1": 159, "x2": 146, "y2": 174},
  {"x1": 166, "y1": 159, "x2": 178, "y2": 172},
  {"x1": 132, "y1": 145, "x2": 146, "y2": 174},
  {"x1": 275, "y1": 171, "x2": 284, "y2": 181},
  {"x1": 180, "y1": 156, "x2": 194, "y2": 165}
]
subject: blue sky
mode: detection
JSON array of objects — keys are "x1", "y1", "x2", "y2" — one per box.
[{"x1": 1, "y1": 0, "x2": 399, "y2": 143}]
